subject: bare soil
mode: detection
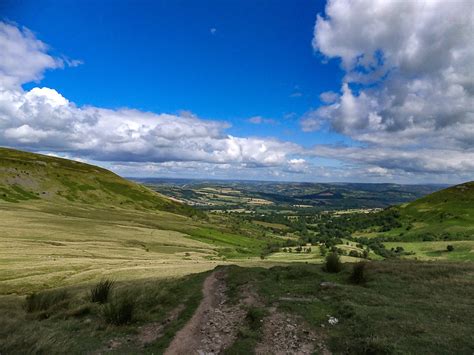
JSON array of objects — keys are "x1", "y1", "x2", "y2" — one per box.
[
  {"x1": 164, "y1": 269, "x2": 246, "y2": 355},
  {"x1": 255, "y1": 307, "x2": 330, "y2": 355}
]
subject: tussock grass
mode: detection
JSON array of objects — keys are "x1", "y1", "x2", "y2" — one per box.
[
  {"x1": 90, "y1": 279, "x2": 114, "y2": 304},
  {"x1": 1, "y1": 272, "x2": 207, "y2": 354},
  {"x1": 24, "y1": 289, "x2": 69, "y2": 313},
  {"x1": 102, "y1": 295, "x2": 135, "y2": 325}
]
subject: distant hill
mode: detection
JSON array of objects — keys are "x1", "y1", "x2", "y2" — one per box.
[
  {"x1": 136, "y1": 178, "x2": 446, "y2": 210},
  {"x1": 0, "y1": 147, "x2": 197, "y2": 216},
  {"x1": 396, "y1": 181, "x2": 474, "y2": 238}
]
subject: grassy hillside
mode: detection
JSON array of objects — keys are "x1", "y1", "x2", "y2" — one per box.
[
  {"x1": 334, "y1": 181, "x2": 474, "y2": 261},
  {"x1": 0, "y1": 147, "x2": 285, "y2": 294},
  {"x1": 367, "y1": 181, "x2": 474, "y2": 242},
  {"x1": 0, "y1": 147, "x2": 197, "y2": 216},
  {"x1": 399, "y1": 181, "x2": 474, "y2": 236}
]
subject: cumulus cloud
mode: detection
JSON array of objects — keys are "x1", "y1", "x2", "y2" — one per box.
[
  {"x1": 0, "y1": 21, "x2": 302, "y2": 173},
  {"x1": 304, "y1": 0, "x2": 474, "y2": 178},
  {"x1": 0, "y1": 17, "x2": 472, "y2": 183},
  {"x1": 0, "y1": 86, "x2": 300, "y2": 166},
  {"x1": 314, "y1": 145, "x2": 474, "y2": 175},
  {"x1": 0, "y1": 22, "x2": 80, "y2": 89}
]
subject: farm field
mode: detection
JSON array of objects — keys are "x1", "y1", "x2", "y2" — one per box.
[
  {"x1": 137, "y1": 178, "x2": 445, "y2": 213},
  {"x1": 384, "y1": 241, "x2": 474, "y2": 261}
]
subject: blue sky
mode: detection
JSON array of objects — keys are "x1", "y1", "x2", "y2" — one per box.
[
  {"x1": 4, "y1": 0, "x2": 346, "y2": 147},
  {"x1": 0, "y1": 0, "x2": 472, "y2": 183}
]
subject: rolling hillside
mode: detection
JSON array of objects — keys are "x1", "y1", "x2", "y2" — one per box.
[
  {"x1": 0, "y1": 147, "x2": 282, "y2": 294},
  {"x1": 397, "y1": 181, "x2": 474, "y2": 238},
  {"x1": 0, "y1": 147, "x2": 197, "y2": 216}
]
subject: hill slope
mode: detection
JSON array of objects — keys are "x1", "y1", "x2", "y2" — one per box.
[
  {"x1": 0, "y1": 147, "x2": 196, "y2": 216},
  {"x1": 397, "y1": 181, "x2": 474, "y2": 238}
]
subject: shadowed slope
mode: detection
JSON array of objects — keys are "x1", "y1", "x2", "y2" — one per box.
[{"x1": 0, "y1": 147, "x2": 198, "y2": 216}]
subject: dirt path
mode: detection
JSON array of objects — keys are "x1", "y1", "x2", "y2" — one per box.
[
  {"x1": 164, "y1": 269, "x2": 246, "y2": 355},
  {"x1": 255, "y1": 307, "x2": 330, "y2": 355}
]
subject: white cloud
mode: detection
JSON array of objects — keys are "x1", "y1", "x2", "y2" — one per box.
[
  {"x1": 0, "y1": 18, "x2": 472, "y2": 184},
  {"x1": 0, "y1": 22, "x2": 80, "y2": 89},
  {"x1": 0, "y1": 22, "x2": 302, "y2": 173},
  {"x1": 0, "y1": 86, "x2": 301, "y2": 167},
  {"x1": 247, "y1": 116, "x2": 276, "y2": 125},
  {"x1": 309, "y1": 0, "x2": 474, "y2": 145},
  {"x1": 303, "y1": 0, "x2": 474, "y2": 179},
  {"x1": 319, "y1": 91, "x2": 338, "y2": 104},
  {"x1": 313, "y1": 145, "x2": 474, "y2": 175}
]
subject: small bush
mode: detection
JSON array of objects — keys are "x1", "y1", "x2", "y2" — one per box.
[
  {"x1": 324, "y1": 252, "x2": 343, "y2": 273},
  {"x1": 447, "y1": 245, "x2": 454, "y2": 252},
  {"x1": 90, "y1": 279, "x2": 114, "y2": 304},
  {"x1": 246, "y1": 307, "x2": 266, "y2": 330},
  {"x1": 24, "y1": 289, "x2": 69, "y2": 313},
  {"x1": 349, "y1": 250, "x2": 360, "y2": 258},
  {"x1": 103, "y1": 296, "x2": 134, "y2": 325},
  {"x1": 349, "y1": 262, "x2": 367, "y2": 284}
]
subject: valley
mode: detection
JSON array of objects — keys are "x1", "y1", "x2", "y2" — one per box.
[{"x1": 0, "y1": 148, "x2": 473, "y2": 354}]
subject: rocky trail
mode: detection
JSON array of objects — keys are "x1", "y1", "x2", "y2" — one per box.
[
  {"x1": 164, "y1": 269, "x2": 246, "y2": 354},
  {"x1": 255, "y1": 308, "x2": 330, "y2": 355},
  {"x1": 98, "y1": 267, "x2": 328, "y2": 354},
  {"x1": 164, "y1": 268, "x2": 329, "y2": 355}
]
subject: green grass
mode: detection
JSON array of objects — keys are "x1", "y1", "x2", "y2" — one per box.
[
  {"x1": 0, "y1": 197, "x2": 282, "y2": 294},
  {"x1": 224, "y1": 261, "x2": 474, "y2": 354},
  {"x1": 0, "y1": 272, "x2": 208, "y2": 354},
  {"x1": 0, "y1": 147, "x2": 198, "y2": 216},
  {"x1": 1, "y1": 148, "x2": 473, "y2": 353},
  {"x1": 0, "y1": 200, "x2": 219, "y2": 294},
  {"x1": 384, "y1": 241, "x2": 474, "y2": 261},
  {"x1": 0, "y1": 149, "x2": 282, "y2": 294},
  {"x1": 385, "y1": 182, "x2": 473, "y2": 241}
]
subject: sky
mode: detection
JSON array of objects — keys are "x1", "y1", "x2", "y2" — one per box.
[{"x1": 0, "y1": 0, "x2": 473, "y2": 184}]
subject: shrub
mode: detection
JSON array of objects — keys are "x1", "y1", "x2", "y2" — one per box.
[
  {"x1": 320, "y1": 245, "x2": 327, "y2": 256},
  {"x1": 24, "y1": 289, "x2": 69, "y2": 313},
  {"x1": 90, "y1": 279, "x2": 114, "y2": 304},
  {"x1": 324, "y1": 252, "x2": 343, "y2": 273},
  {"x1": 349, "y1": 262, "x2": 367, "y2": 284},
  {"x1": 447, "y1": 245, "x2": 454, "y2": 252},
  {"x1": 103, "y1": 296, "x2": 134, "y2": 325},
  {"x1": 349, "y1": 250, "x2": 360, "y2": 258}
]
